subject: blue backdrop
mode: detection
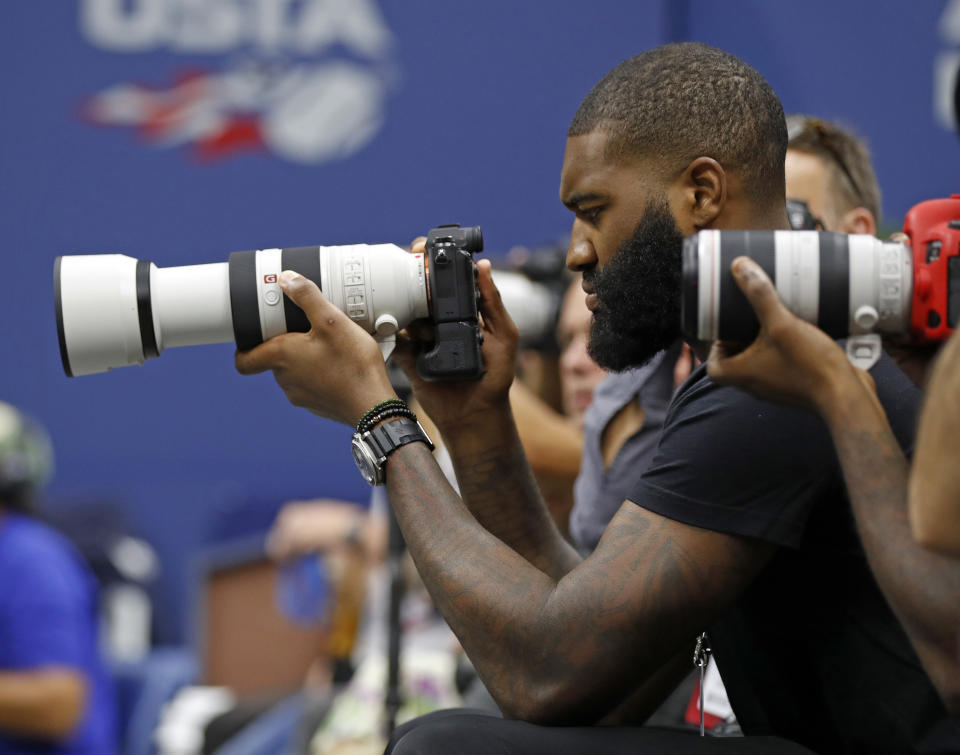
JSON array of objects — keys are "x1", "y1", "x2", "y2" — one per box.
[{"x1": 1, "y1": 0, "x2": 956, "y2": 642}]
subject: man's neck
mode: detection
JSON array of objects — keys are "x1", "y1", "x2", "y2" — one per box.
[{"x1": 712, "y1": 203, "x2": 791, "y2": 232}]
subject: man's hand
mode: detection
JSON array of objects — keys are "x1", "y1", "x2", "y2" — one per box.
[
  {"x1": 392, "y1": 252, "x2": 519, "y2": 434},
  {"x1": 235, "y1": 271, "x2": 397, "y2": 426},
  {"x1": 706, "y1": 256, "x2": 873, "y2": 412}
]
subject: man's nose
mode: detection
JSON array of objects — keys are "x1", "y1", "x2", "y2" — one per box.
[{"x1": 566, "y1": 221, "x2": 596, "y2": 272}]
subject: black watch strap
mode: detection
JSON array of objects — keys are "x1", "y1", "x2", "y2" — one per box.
[
  {"x1": 353, "y1": 417, "x2": 434, "y2": 485},
  {"x1": 367, "y1": 417, "x2": 435, "y2": 457}
]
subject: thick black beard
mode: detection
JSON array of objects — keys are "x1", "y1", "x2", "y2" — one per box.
[{"x1": 585, "y1": 199, "x2": 683, "y2": 371}]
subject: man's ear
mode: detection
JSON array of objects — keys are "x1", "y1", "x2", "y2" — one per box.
[
  {"x1": 680, "y1": 157, "x2": 726, "y2": 230},
  {"x1": 838, "y1": 206, "x2": 877, "y2": 236}
]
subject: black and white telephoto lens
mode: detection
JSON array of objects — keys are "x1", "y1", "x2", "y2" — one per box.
[
  {"x1": 55, "y1": 244, "x2": 428, "y2": 376},
  {"x1": 681, "y1": 230, "x2": 913, "y2": 343}
]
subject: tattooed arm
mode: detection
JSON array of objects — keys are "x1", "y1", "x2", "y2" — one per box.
[
  {"x1": 709, "y1": 256, "x2": 960, "y2": 713},
  {"x1": 432, "y1": 405, "x2": 582, "y2": 580},
  {"x1": 385, "y1": 439, "x2": 772, "y2": 723}
]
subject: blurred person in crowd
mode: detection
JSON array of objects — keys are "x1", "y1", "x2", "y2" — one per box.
[
  {"x1": 569, "y1": 336, "x2": 684, "y2": 554},
  {"x1": 784, "y1": 115, "x2": 880, "y2": 236},
  {"x1": 555, "y1": 275, "x2": 608, "y2": 427},
  {"x1": 707, "y1": 256, "x2": 960, "y2": 716},
  {"x1": 237, "y1": 43, "x2": 956, "y2": 753},
  {"x1": 784, "y1": 114, "x2": 937, "y2": 386},
  {"x1": 0, "y1": 402, "x2": 116, "y2": 754}
]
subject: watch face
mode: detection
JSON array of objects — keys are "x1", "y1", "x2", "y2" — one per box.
[{"x1": 351, "y1": 435, "x2": 379, "y2": 485}]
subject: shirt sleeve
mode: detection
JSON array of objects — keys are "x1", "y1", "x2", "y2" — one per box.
[{"x1": 629, "y1": 366, "x2": 844, "y2": 548}]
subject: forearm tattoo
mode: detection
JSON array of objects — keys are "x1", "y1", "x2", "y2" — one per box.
[{"x1": 386, "y1": 440, "x2": 768, "y2": 722}]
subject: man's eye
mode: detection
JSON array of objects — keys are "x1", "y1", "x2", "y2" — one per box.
[{"x1": 580, "y1": 207, "x2": 602, "y2": 224}]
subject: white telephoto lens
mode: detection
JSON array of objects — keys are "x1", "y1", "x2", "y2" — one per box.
[{"x1": 56, "y1": 243, "x2": 433, "y2": 377}]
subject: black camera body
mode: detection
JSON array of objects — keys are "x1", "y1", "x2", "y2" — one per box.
[{"x1": 417, "y1": 224, "x2": 486, "y2": 380}]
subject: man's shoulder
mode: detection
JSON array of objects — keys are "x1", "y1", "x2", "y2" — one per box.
[
  {"x1": 669, "y1": 348, "x2": 920, "y2": 438},
  {"x1": 629, "y1": 348, "x2": 921, "y2": 547}
]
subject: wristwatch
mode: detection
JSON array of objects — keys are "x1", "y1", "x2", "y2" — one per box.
[{"x1": 351, "y1": 417, "x2": 434, "y2": 486}]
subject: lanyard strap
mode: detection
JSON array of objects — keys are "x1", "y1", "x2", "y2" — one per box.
[{"x1": 693, "y1": 632, "x2": 712, "y2": 737}]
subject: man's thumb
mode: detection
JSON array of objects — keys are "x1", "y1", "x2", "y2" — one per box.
[
  {"x1": 279, "y1": 270, "x2": 330, "y2": 325},
  {"x1": 731, "y1": 256, "x2": 783, "y2": 324}
]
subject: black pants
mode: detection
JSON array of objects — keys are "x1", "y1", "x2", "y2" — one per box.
[{"x1": 386, "y1": 709, "x2": 817, "y2": 755}]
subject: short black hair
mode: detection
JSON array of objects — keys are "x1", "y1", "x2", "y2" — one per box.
[{"x1": 569, "y1": 42, "x2": 787, "y2": 205}]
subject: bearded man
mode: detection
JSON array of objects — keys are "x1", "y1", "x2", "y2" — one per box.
[{"x1": 236, "y1": 43, "x2": 956, "y2": 754}]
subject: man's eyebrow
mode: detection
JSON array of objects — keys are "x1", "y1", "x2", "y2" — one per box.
[{"x1": 562, "y1": 192, "x2": 605, "y2": 210}]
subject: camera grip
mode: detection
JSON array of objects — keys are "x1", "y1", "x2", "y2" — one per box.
[{"x1": 416, "y1": 321, "x2": 486, "y2": 381}]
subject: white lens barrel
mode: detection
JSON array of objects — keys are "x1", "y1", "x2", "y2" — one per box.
[
  {"x1": 56, "y1": 255, "x2": 147, "y2": 376},
  {"x1": 151, "y1": 263, "x2": 234, "y2": 349},
  {"x1": 252, "y1": 249, "x2": 288, "y2": 342},
  {"x1": 847, "y1": 235, "x2": 912, "y2": 334},
  {"x1": 318, "y1": 244, "x2": 429, "y2": 336},
  {"x1": 57, "y1": 243, "x2": 432, "y2": 377},
  {"x1": 228, "y1": 243, "x2": 429, "y2": 351},
  {"x1": 773, "y1": 231, "x2": 820, "y2": 324},
  {"x1": 697, "y1": 230, "x2": 721, "y2": 342}
]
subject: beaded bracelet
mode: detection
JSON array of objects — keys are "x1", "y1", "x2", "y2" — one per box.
[
  {"x1": 357, "y1": 405, "x2": 417, "y2": 435},
  {"x1": 358, "y1": 408, "x2": 416, "y2": 435},
  {"x1": 356, "y1": 398, "x2": 407, "y2": 432}
]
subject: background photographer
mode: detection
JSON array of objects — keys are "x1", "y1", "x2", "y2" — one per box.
[{"x1": 707, "y1": 256, "x2": 960, "y2": 716}]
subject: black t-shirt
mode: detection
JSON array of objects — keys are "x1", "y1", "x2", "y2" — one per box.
[{"x1": 629, "y1": 352, "x2": 959, "y2": 754}]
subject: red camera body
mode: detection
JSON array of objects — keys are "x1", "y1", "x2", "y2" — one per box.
[{"x1": 907, "y1": 194, "x2": 960, "y2": 343}]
